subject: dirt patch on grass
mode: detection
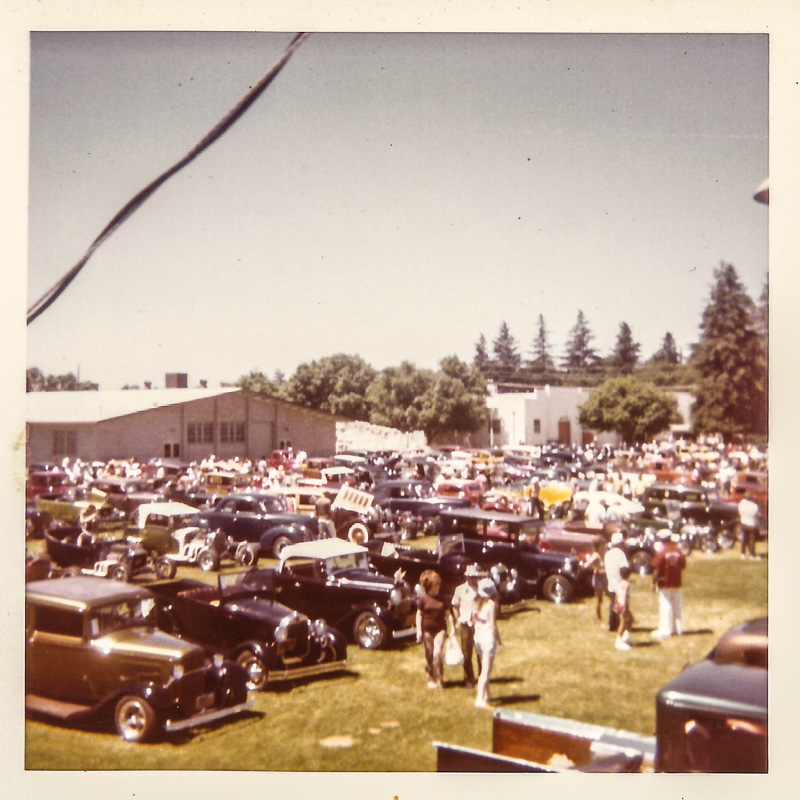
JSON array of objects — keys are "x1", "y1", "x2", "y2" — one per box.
[{"x1": 319, "y1": 735, "x2": 359, "y2": 748}]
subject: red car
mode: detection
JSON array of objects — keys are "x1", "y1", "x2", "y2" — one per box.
[{"x1": 26, "y1": 470, "x2": 75, "y2": 503}]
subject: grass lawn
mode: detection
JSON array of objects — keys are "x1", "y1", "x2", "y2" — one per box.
[{"x1": 24, "y1": 541, "x2": 767, "y2": 771}]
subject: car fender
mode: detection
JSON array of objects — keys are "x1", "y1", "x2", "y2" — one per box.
[
  {"x1": 230, "y1": 640, "x2": 273, "y2": 668},
  {"x1": 337, "y1": 602, "x2": 397, "y2": 631},
  {"x1": 259, "y1": 525, "x2": 306, "y2": 551}
]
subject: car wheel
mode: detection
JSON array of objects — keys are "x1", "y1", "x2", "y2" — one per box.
[
  {"x1": 677, "y1": 535, "x2": 694, "y2": 556},
  {"x1": 236, "y1": 649, "x2": 268, "y2": 691},
  {"x1": 198, "y1": 548, "x2": 220, "y2": 572},
  {"x1": 271, "y1": 536, "x2": 292, "y2": 559},
  {"x1": 62, "y1": 565, "x2": 82, "y2": 578},
  {"x1": 237, "y1": 545, "x2": 257, "y2": 566},
  {"x1": 629, "y1": 549, "x2": 653, "y2": 576},
  {"x1": 399, "y1": 514, "x2": 417, "y2": 541},
  {"x1": 353, "y1": 611, "x2": 388, "y2": 649},
  {"x1": 111, "y1": 564, "x2": 131, "y2": 582},
  {"x1": 348, "y1": 523, "x2": 369, "y2": 545},
  {"x1": 154, "y1": 556, "x2": 177, "y2": 580},
  {"x1": 319, "y1": 631, "x2": 348, "y2": 663},
  {"x1": 114, "y1": 695, "x2": 157, "y2": 743},
  {"x1": 541, "y1": 574, "x2": 575, "y2": 604},
  {"x1": 702, "y1": 532, "x2": 720, "y2": 554}
]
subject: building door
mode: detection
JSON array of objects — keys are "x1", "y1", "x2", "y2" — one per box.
[
  {"x1": 558, "y1": 419, "x2": 571, "y2": 445},
  {"x1": 582, "y1": 430, "x2": 595, "y2": 447}
]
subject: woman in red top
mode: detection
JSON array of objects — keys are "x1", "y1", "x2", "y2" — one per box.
[{"x1": 416, "y1": 570, "x2": 454, "y2": 689}]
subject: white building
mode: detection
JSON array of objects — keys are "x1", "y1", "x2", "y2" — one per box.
[{"x1": 484, "y1": 385, "x2": 693, "y2": 448}]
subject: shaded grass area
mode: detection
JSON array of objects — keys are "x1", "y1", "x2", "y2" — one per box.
[{"x1": 24, "y1": 544, "x2": 767, "y2": 771}]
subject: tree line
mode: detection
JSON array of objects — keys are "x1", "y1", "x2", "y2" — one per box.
[{"x1": 26, "y1": 262, "x2": 768, "y2": 442}]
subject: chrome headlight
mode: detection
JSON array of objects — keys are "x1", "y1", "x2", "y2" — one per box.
[
  {"x1": 389, "y1": 586, "x2": 407, "y2": 606},
  {"x1": 212, "y1": 653, "x2": 225, "y2": 668},
  {"x1": 172, "y1": 663, "x2": 185, "y2": 680},
  {"x1": 276, "y1": 615, "x2": 293, "y2": 644},
  {"x1": 311, "y1": 618, "x2": 327, "y2": 638},
  {"x1": 563, "y1": 559, "x2": 575, "y2": 573}
]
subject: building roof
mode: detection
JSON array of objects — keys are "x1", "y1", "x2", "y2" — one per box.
[{"x1": 26, "y1": 387, "x2": 241, "y2": 424}]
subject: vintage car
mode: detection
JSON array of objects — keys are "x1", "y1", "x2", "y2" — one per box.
[
  {"x1": 35, "y1": 487, "x2": 127, "y2": 530},
  {"x1": 436, "y1": 479, "x2": 484, "y2": 506},
  {"x1": 274, "y1": 539, "x2": 416, "y2": 650},
  {"x1": 439, "y1": 508, "x2": 587, "y2": 603},
  {"x1": 190, "y1": 492, "x2": 319, "y2": 558},
  {"x1": 25, "y1": 577, "x2": 253, "y2": 742},
  {"x1": 435, "y1": 617, "x2": 767, "y2": 774},
  {"x1": 640, "y1": 483, "x2": 739, "y2": 535},
  {"x1": 202, "y1": 470, "x2": 252, "y2": 497},
  {"x1": 149, "y1": 570, "x2": 347, "y2": 690},
  {"x1": 88, "y1": 477, "x2": 164, "y2": 516},
  {"x1": 366, "y1": 535, "x2": 522, "y2": 608},
  {"x1": 26, "y1": 470, "x2": 76, "y2": 503},
  {"x1": 44, "y1": 525, "x2": 175, "y2": 582},
  {"x1": 131, "y1": 502, "x2": 259, "y2": 572},
  {"x1": 369, "y1": 479, "x2": 471, "y2": 537}
]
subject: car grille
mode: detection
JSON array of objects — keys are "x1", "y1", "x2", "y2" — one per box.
[{"x1": 276, "y1": 616, "x2": 310, "y2": 663}]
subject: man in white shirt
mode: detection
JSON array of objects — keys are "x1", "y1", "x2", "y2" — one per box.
[
  {"x1": 604, "y1": 532, "x2": 629, "y2": 634},
  {"x1": 738, "y1": 493, "x2": 761, "y2": 559},
  {"x1": 451, "y1": 564, "x2": 483, "y2": 687}
]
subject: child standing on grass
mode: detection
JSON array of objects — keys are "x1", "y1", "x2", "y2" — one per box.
[{"x1": 614, "y1": 566, "x2": 633, "y2": 652}]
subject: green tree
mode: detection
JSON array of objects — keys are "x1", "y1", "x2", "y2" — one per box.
[
  {"x1": 562, "y1": 310, "x2": 599, "y2": 370},
  {"x1": 611, "y1": 322, "x2": 641, "y2": 374},
  {"x1": 690, "y1": 263, "x2": 767, "y2": 439},
  {"x1": 473, "y1": 334, "x2": 490, "y2": 371},
  {"x1": 367, "y1": 361, "x2": 433, "y2": 432},
  {"x1": 236, "y1": 369, "x2": 286, "y2": 398},
  {"x1": 648, "y1": 332, "x2": 681, "y2": 365},
  {"x1": 282, "y1": 354, "x2": 376, "y2": 420},
  {"x1": 418, "y1": 356, "x2": 488, "y2": 442},
  {"x1": 578, "y1": 376, "x2": 682, "y2": 444},
  {"x1": 529, "y1": 314, "x2": 555, "y2": 372},
  {"x1": 26, "y1": 367, "x2": 98, "y2": 391},
  {"x1": 492, "y1": 321, "x2": 521, "y2": 372}
]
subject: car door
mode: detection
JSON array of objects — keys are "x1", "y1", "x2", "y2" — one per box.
[{"x1": 26, "y1": 603, "x2": 91, "y2": 701}]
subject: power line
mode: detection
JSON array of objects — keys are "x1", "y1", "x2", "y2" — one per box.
[{"x1": 27, "y1": 32, "x2": 310, "y2": 325}]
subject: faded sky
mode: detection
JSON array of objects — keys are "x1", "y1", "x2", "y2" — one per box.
[{"x1": 26, "y1": 31, "x2": 767, "y2": 389}]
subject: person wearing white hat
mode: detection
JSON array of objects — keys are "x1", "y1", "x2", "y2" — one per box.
[
  {"x1": 471, "y1": 577, "x2": 504, "y2": 709},
  {"x1": 451, "y1": 563, "x2": 483, "y2": 688},
  {"x1": 604, "y1": 531, "x2": 629, "y2": 635}
]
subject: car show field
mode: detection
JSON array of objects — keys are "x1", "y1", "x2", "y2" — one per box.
[{"x1": 24, "y1": 542, "x2": 767, "y2": 772}]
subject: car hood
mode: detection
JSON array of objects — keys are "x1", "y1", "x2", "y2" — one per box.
[
  {"x1": 225, "y1": 596, "x2": 309, "y2": 625},
  {"x1": 330, "y1": 569, "x2": 397, "y2": 591},
  {"x1": 92, "y1": 625, "x2": 201, "y2": 661}
]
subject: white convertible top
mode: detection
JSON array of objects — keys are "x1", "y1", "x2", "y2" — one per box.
[
  {"x1": 133, "y1": 501, "x2": 198, "y2": 527},
  {"x1": 279, "y1": 538, "x2": 367, "y2": 563}
]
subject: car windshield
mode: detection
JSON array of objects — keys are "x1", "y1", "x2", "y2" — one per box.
[
  {"x1": 88, "y1": 596, "x2": 155, "y2": 637},
  {"x1": 219, "y1": 568, "x2": 277, "y2": 598},
  {"x1": 327, "y1": 552, "x2": 369, "y2": 573},
  {"x1": 438, "y1": 534, "x2": 466, "y2": 557}
]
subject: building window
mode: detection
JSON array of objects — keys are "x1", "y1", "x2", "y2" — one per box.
[
  {"x1": 491, "y1": 419, "x2": 502, "y2": 435},
  {"x1": 52, "y1": 429, "x2": 77, "y2": 457},
  {"x1": 187, "y1": 422, "x2": 214, "y2": 444},
  {"x1": 220, "y1": 421, "x2": 246, "y2": 444},
  {"x1": 533, "y1": 419, "x2": 541, "y2": 434},
  {"x1": 164, "y1": 443, "x2": 180, "y2": 458}
]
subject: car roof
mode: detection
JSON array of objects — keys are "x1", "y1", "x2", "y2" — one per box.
[
  {"x1": 279, "y1": 539, "x2": 368, "y2": 562},
  {"x1": 134, "y1": 501, "x2": 198, "y2": 523},
  {"x1": 26, "y1": 576, "x2": 151, "y2": 610},
  {"x1": 441, "y1": 507, "x2": 539, "y2": 524}
]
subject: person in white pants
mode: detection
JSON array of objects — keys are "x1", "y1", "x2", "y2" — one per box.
[{"x1": 650, "y1": 535, "x2": 687, "y2": 638}]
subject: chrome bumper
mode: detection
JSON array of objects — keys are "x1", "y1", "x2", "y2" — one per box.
[
  {"x1": 393, "y1": 626, "x2": 417, "y2": 640},
  {"x1": 164, "y1": 695, "x2": 255, "y2": 733}
]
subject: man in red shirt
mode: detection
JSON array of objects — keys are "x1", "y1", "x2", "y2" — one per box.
[{"x1": 651, "y1": 533, "x2": 687, "y2": 638}]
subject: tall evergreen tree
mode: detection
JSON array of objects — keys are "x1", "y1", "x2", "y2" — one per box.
[
  {"x1": 473, "y1": 334, "x2": 490, "y2": 371},
  {"x1": 690, "y1": 262, "x2": 767, "y2": 438},
  {"x1": 530, "y1": 314, "x2": 555, "y2": 371},
  {"x1": 649, "y1": 332, "x2": 681, "y2": 365},
  {"x1": 562, "y1": 310, "x2": 599, "y2": 370},
  {"x1": 611, "y1": 322, "x2": 641, "y2": 374},
  {"x1": 492, "y1": 321, "x2": 521, "y2": 372}
]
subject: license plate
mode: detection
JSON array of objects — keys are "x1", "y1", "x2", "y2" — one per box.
[{"x1": 196, "y1": 691, "x2": 215, "y2": 711}]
